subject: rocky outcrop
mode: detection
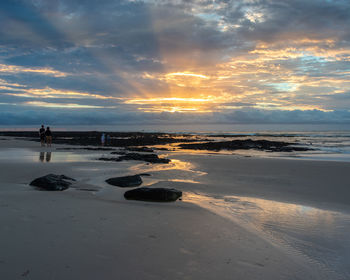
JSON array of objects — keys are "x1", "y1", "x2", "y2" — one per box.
[
  {"x1": 126, "y1": 147, "x2": 154, "y2": 153},
  {"x1": 106, "y1": 175, "x2": 142, "y2": 188},
  {"x1": 56, "y1": 147, "x2": 115, "y2": 151},
  {"x1": 30, "y1": 174, "x2": 75, "y2": 191},
  {"x1": 0, "y1": 131, "x2": 199, "y2": 147},
  {"x1": 179, "y1": 139, "x2": 312, "y2": 152},
  {"x1": 100, "y1": 152, "x2": 171, "y2": 164},
  {"x1": 118, "y1": 153, "x2": 171, "y2": 163},
  {"x1": 124, "y1": 187, "x2": 182, "y2": 202}
]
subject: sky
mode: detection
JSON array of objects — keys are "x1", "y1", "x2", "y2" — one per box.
[{"x1": 0, "y1": 0, "x2": 350, "y2": 125}]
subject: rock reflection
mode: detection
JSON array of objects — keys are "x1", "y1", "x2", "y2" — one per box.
[{"x1": 130, "y1": 159, "x2": 204, "y2": 174}]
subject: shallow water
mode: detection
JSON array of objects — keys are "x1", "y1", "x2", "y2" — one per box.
[
  {"x1": 184, "y1": 193, "x2": 350, "y2": 280},
  {"x1": 0, "y1": 148, "x2": 93, "y2": 163}
]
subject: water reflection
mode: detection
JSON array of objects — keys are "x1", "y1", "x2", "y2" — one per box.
[
  {"x1": 46, "y1": 152, "x2": 51, "y2": 162},
  {"x1": 185, "y1": 193, "x2": 350, "y2": 279},
  {"x1": 39, "y1": 151, "x2": 52, "y2": 162},
  {"x1": 39, "y1": 152, "x2": 44, "y2": 162},
  {"x1": 130, "y1": 158, "x2": 205, "y2": 174},
  {"x1": 0, "y1": 148, "x2": 89, "y2": 163}
]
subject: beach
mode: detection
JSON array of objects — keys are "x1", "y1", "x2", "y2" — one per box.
[{"x1": 0, "y1": 136, "x2": 349, "y2": 280}]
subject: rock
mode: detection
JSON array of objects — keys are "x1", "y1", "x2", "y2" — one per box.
[
  {"x1": 56, "y1": 147, "x2": 115, "y2": 151},
  {"x1": 100, "y1": 152, "x2": 171, "y2": 164},
  {"x1": 106, "y1": 175, "x2": 142, "y2": 188},
  {"x1": 124, "y1": 187, "x2": 182, "y2": 202},
  {"x1": 126, "y1": 146, "x2": 154, "y2": 152},
  {"x1": 179, "y1": 139, "x2": 313, "y2": 152},
  {"x1": 278, "y1": 146, "x2": 310, "y2": 152},
  {"x1": 118, "y1": 153, "x2": 171, "y2": 163},
  {"x1": 30, "y1": 174, "x2": 75, "y2": 191},
  {"x1": 154, "y1": 147, "x2": 169, "y2": 151},
  {"x1": 98, "y1": 157, "x2": 121, "y2": 162},
  {"x1": 110, "y1": 151, "x2": 127, "y2": 155},
  {"x1": 0, "y1": 131, "x2": 200, "y2": 147}
]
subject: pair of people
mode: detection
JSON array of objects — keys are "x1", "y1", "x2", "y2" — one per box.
[
  {"x1": 101, "y1": 133, "x2": 111, "y2": 146},
  {"x1": 39, "y1": 125, "x2": 52, "y2": 147}
]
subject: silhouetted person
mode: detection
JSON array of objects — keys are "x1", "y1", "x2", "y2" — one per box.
[
  {"x1": 45, "y1": 127, "x2": 52, "y2": 147},
  {"x1": 39, "y1": 125, "x2": 45, "y2": 146},
  {"x1": 101, "y1": 133, "x2": 105, "y2": 146}
]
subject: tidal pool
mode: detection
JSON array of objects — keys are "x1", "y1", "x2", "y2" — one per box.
[
  {"x1": 185, "y1": 192, "x2": 350, "y2": 280},
  {"x1": 0, "y1": 148, "x2": 91, "y2": 163}
]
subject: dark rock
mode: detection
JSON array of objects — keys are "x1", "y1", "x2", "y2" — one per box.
[
  {"x1": 138, "y1": 173, "x2": 151, "y2": 177},
  {"x1": 0, "y1": 131, "x2": 201, "y2": 147},
  {"x1": 56, "y1": 147, "x2": 115, "y2": 151},
  {"x1": 99, "y1": 152, "x2": 171, "y2": 164},
  {"x1": 278, "y1": 146, "x2": 310, "y2": 152},
  {"x1": 124, "y1": 187, "x2": 182, "y2": 202},
  {"x1": 154, "y1": 147, "x2": 169, "y2": 151},
  {"x1": 98, "y1": 157, "x2": 122, "y2": 162},
  {"x1": 106, "y1": 175, "x2": 142, "y2": 188},
  {"x1": 30, "y1": 174, "x2": 75, "y2": 191},
  {"x1": 179, "y1": 139, "x2": 313, "y2": 152},
  {"x1": 77, "y1": 188, "x2": 99, "y2": 191},
  {"x1": 119, "y1": 153, "x2": 171, "y2": 163},
  {"x1": 126, "y1": 146, "x2": 154, "y2": 152},
  {"x1": 110, "y1": 151, "x2": 127, "y2": 155}
]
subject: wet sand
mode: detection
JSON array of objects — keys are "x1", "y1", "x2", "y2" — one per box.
[{"x1": 0, "y1": 137, "x2": 349, "y2": 279}]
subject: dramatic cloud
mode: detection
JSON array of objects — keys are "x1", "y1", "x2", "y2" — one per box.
[{"x1": 0, "y1": 0, "x2": 349, "y2": 125}]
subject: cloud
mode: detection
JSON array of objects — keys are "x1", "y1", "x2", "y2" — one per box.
[
  {"x1": 0, "y1": 64, "x2": 67, "y2": 77},
  {"x1": 0, "y1": 0, "x2": 349, "y2": 125},
  {"x1": 0, "y1": 103, "x2": 349, "y2": 126}
]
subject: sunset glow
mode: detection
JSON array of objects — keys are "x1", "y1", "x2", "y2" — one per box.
[
  {"x1": 165, "y1": 73, "x2": 209, "y2": 79},
  {"x1": 0, "y1": 0, "x2": 349, "y2": 124}
]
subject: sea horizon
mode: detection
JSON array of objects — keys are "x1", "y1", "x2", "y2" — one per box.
[{"x1": 1, "y1": 123, "x2": 349, "y2": 133}]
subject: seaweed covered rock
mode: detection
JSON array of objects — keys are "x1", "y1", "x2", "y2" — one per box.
[
  {"x1": 30, "y1": 174, "x2": 75, "y2": 191},
  {"x1": 179, "y1": 139, "x2": 312, "y2": 152},
  {"x1": 126, "y1": 147, "x2": 154, "y2": 153},
  {"x1": 124, "y1": 187, "x2": 182, "y2": 202},
  {"x1": 102, "y1": 152, "x2": 171, "y2": 164},
  {"x1": 106, "y1": 175, "x2": 142, "y2": 188}
]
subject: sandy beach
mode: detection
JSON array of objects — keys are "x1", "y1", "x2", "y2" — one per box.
[{"x1": 0, "y1": 137, "x2": 349, "y2": 280}]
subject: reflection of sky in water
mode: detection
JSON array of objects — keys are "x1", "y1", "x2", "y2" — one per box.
[
  {"x1": 185, "y1": 193, "x2": 350, "y2": 280},
  {"x1": 130, "y1": 158, "x2": 205, "y2": 174},
  {"x1": 0, "y1": 148, "x2": 88, "y2": 163}
]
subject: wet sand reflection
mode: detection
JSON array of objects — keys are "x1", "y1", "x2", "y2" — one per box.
[
  {"x1": 39, "y1": 151, "x2": 52, "y2": 162},
  {"x1": 185, "y1": 192, "x2": 350, "y2": 278}
]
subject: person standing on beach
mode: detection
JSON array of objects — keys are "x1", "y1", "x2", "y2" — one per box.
[
  {"x1": 101, "y1": 133, "x2": 105, "y2": 146},
  {"x1": 39, "y1": 125, "x2": 45, "y2": 146},
  {"x1": 45, "y1": 126, "x2": 52, "y2": 147}
]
